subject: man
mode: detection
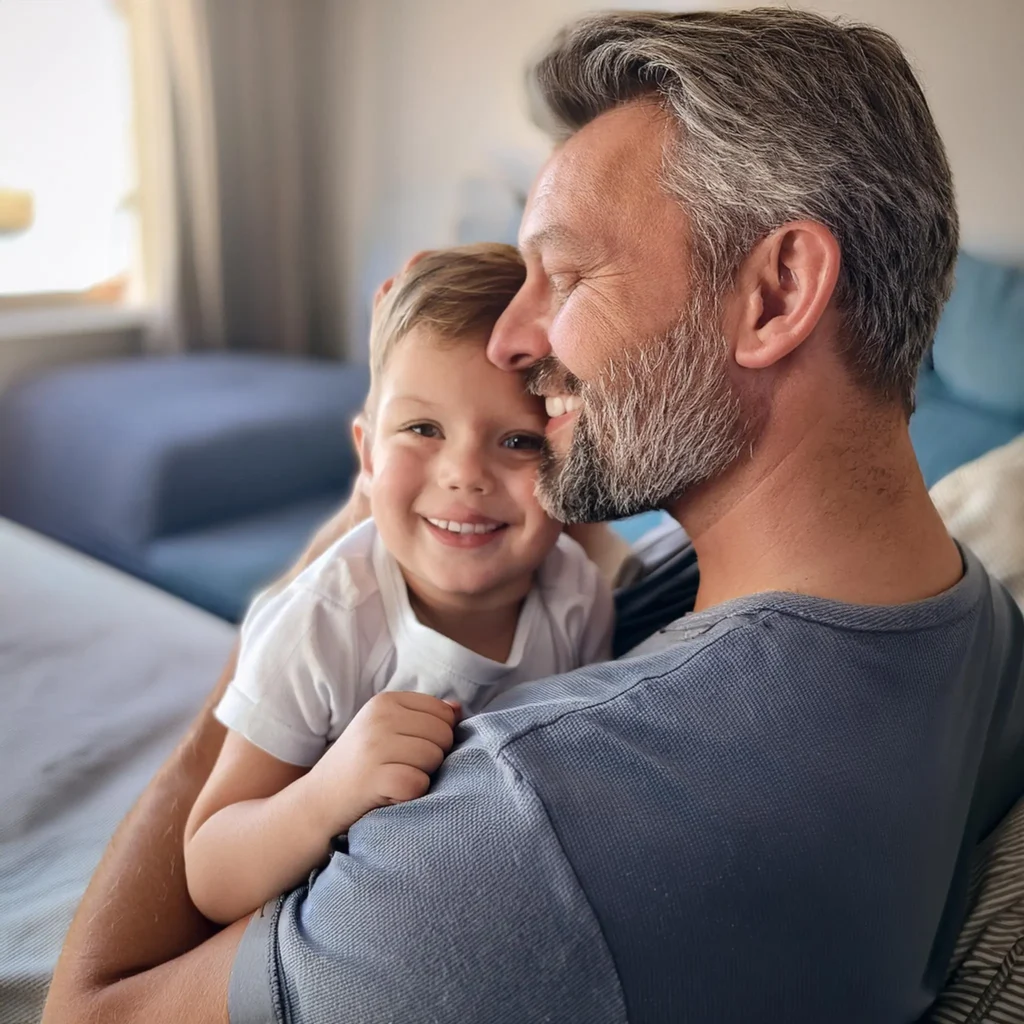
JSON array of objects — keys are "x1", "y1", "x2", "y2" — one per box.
[{"x1": 43, "y1": 9, "x2": 1024, "y2": 1024}]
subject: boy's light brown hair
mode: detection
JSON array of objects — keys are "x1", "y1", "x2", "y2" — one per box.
[{"x1": 367, "y1": 243, "x2": 526, "y2": 408}]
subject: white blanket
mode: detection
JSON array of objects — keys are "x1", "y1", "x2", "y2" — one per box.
[
  {"x1": 0, "y1": 519, "x2": 235, "y2": 1024},
  {"x1": 931, "y1": 433, "x2": 1024, "y2": 607}
]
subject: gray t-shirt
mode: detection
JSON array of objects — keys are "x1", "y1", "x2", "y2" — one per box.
[{"x1": 229, "y1": 545, "x2": 1024, "y2": 1024}]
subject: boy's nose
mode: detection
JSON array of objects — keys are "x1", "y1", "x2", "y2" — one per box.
[{"x1": 439, "y1": 448, "x2": 493, "y2": 494}]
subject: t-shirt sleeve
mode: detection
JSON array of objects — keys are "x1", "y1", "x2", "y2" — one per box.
[
  {"x1": 227, "y1": 739, "x2": 626, "y2": 1024},
  {"x1": 214, "y1": 580, "x2": 364, "y2": 766}
]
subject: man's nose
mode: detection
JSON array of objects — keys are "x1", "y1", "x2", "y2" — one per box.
[
  {"x1": 438, "y1": 443, "x2": 493, "y2": 494},
  {"x1": 487, "y1": 295, "x2": 551, "y2": 371}
]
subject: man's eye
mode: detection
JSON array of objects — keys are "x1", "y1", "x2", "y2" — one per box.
[
  {"x1": 407, "y1": 423, "x2": 441, "y2": 439},
  {"x1": 502, "y1": 433, "x2": 544, "y2": 452},
  {"x1": 548, "y1": 273, "x2": 579, "y2": 302}
]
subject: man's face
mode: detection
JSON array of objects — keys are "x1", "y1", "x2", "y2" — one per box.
[{"x1": 488, "y1": 101, "x2": 753, "y2": 522}]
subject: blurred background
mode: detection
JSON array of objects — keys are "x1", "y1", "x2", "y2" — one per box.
[{"x1": 0, "y1": 0, "x2": 1022, "y2": 622}]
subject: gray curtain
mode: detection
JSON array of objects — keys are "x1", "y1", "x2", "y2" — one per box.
[{"x1": 137, "y1": 0, "x2": 342, "y2": 356}]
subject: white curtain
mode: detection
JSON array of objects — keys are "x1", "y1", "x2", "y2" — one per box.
[{"x1": 128, "y1": 0, "x2": 342, "y2": 356}]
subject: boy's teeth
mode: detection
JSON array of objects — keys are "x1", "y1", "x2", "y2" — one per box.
[{"x1": 426, "y1": 517, "x2": 502, "y2": 535}]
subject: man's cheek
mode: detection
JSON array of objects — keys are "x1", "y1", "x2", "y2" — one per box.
[{"x1": 552, "y1": 317, "x2": 619, "y2": 387}]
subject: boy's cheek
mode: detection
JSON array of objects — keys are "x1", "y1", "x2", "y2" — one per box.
[
  {"x1": 371, "y1": 445, "x2": 429, "y2": 504},
  {"x1": 511, "y1": 469, "x2": 557, "y2": 528}
]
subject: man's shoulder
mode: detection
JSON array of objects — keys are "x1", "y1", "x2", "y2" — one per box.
[
  {"x1": 234, "y1": 558, "x2": 1024, "y2": 1024},
  {"x1": 476, "y1": 565, "x2": 1007, "y2": 772},
  {"x1": 469, "y1": 607, "x2": 766, "y2": 755}
]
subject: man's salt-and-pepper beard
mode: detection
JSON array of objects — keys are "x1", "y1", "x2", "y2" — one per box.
[{"x1": 525, "y1": 283, "x2": 755, "y2": 523}]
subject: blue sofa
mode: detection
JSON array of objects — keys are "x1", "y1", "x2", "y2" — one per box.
[
  {"x1": 0, "y1": 353, "x2": 369, "y2": 620},
  {"x1": 910, "y1": 251, "x2": 1024, "y2": 486}
]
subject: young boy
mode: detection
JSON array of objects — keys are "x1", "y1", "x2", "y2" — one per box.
[{"x1": 183, "y1": 244, "x2": 614, "y2": 924}]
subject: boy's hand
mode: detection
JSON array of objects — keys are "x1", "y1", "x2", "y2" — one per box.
[
  {"x1": 373, "y1": 250, "x2": 434, "y2": 308},
  {"x1": 308, "y1": 691, "x2": 460, "y2": 836}
]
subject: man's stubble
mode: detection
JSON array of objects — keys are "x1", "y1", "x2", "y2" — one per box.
[{"x1": 526, "y1": 286, "x2": 757, "y2": 523}]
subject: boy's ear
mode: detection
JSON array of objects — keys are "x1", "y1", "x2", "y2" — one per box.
[{"x1": 352, "y1": 414, "x2": 373, "y2": 482}]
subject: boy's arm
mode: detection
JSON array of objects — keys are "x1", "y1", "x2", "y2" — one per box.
[
  {"x1": 183, "y1": 736, "x2": 328, "y2": 925},
  {"x1": 184, "y1": 693, "x2": 461, "y2": 926}
]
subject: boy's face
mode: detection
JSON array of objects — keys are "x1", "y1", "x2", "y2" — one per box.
[{"x1": 358, "y1": 328, "x2": 563, "y2": 609}]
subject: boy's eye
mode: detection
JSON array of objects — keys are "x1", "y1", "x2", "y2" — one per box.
[
  {"x1": 407, "y1": 422, "x2": 442, "y2": 439},
  {"x1": 502, "y1": 432, "x2": 545, "y2": 452}
]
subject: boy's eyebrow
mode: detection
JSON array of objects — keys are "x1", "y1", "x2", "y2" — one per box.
[{"x1": 386, "y1": 394, "x2": 441, "y2": 408}]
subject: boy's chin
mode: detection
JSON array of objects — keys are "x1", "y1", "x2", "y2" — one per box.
[{"x1": 429, "y1": 569, "x2": 512, "y2": 600}]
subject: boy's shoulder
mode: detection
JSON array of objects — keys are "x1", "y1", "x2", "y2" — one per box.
[{"x1": 286, "y1": 518, "x2": 384, "y2": 614}]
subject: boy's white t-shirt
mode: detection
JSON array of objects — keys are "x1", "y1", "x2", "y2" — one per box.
[{"x1": 215, "y1": 519, "x2": 614, "y2": 766}]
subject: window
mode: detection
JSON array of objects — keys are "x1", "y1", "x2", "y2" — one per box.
[{"x1": 0, "y1": 0, "x2": 138, "y2": 308}]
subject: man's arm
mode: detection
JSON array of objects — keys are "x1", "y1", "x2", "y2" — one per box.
[{"x1": 42, "y1": 490, "x2": 372, "y2": 1024}]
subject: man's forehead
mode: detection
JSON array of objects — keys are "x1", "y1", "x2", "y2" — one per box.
[{"x1": 521, "y1": 101, "x2": 672, "y2": 250}]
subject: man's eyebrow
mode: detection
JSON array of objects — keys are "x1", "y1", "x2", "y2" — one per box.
[{"x1": 519, "y1": 224, "x2": 582, "y2": 255}]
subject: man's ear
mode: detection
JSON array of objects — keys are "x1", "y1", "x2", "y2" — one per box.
[
  {"x1": 732, "y1": 220, "x2": 840, "y2": 370},
  {"x1": 352, "y1": 413, "x2": 373, "y2": 483}
]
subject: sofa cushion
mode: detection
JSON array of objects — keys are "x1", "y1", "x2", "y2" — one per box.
[
  {"x1": 144, "y1": 491, "x2": 345, "y2": 621},
  {"x1": 910, "y1": 368, "x2": 1024, "y2": 487},
  {"x1": 931, "y1": 252, "x2": 1024, "y2": 418},
  {"x1": 0, "y1": 354, "x2": 369, "y2": 565},
  {"x1": 930, "y1": 433, "x2": 1024, "y2": 607},
  {"x1": 927, "y1": 798, "x2": 1024, "y2": 1023}
]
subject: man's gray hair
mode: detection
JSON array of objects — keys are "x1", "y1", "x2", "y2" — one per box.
[{"x1": 530, "y1": 8, "x2": 959, "y2": 413}]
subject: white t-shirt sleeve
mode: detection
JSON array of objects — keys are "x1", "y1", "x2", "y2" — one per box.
[{"x1": 215, "y1": 562, "x2": 370, "y2": 767}]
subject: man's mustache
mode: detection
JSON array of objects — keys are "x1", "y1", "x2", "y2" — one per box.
[{"x1": 524, "y1": 355, "x2": 583, "y2": 397}]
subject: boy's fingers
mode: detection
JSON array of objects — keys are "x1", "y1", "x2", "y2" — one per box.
[
  {"x1": 373, "y1": 276, "x2": 396, "y2": 308},
  {"x1": 393, "y1": 691, "x2": 459, "y2": 724},
  {"x1": 387, "y1": 735, "x2": 447, "y2": 774},
  {"x1": 391, "y1": 708, "x2": 455, "y2": 751},
  {"x1": 402, "y1": 249, "x2": 433, "y2": 273}
]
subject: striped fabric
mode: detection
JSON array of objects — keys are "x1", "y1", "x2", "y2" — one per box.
[
  {"x1": 928, "y1": 797, "x2": 1024, "y2": 1023},
  {"x1": 926, "y1": 433, "x2": 1024, "y2": 1022}
]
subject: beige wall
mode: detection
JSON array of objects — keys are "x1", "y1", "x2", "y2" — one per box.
[{"x1": 332, "y1": 0, "x2": 1024, "y2": 352}]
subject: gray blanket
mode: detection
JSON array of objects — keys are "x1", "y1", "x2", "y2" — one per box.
[{"x1": 0, "y1": 519, "x2": 235, "y2": 1024}]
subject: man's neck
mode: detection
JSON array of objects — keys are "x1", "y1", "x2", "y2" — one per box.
[{"x1": 672, "y1": 399, "x2": 963, "y2": 613}]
